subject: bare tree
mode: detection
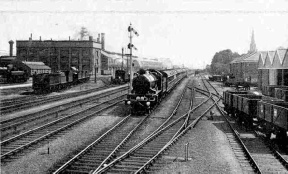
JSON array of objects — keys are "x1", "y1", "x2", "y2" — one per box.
[
  {"x1": 73, "y1": 27, "x2": 91, "y2": 40},
  {"x1": 80, "y1": 27, "x2": 89, "y2": 40}
]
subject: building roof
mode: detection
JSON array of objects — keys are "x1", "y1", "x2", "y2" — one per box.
[
  {"x1": 22, "y1": 61, "x2": 51, "y2": 70},
  {"x1": 267, "y1": 51, "x2": 276, "y2": 64},
  {"x1": 276, "y1": 48, "x2": 287, "y2": 64},
  {"x1": 230, "y1": 52, "x2": 255, "y2": 64},
  {"x1": 259, "y1": 51, "x2": 268, "y2": 64},
  {"x1": 241, "y1": 52, "x2": 260, "y2": 62},
  {"x1": 0, "y1": 56, "x2": 16, "y2": 61}
]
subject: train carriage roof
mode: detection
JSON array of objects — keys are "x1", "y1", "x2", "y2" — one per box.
[
  {"x1": 133, "y1": 59, "x2": 163, "y2": 70},
  {"x1": 162, "y1": 69, "x2": 177, "y2": 77}
]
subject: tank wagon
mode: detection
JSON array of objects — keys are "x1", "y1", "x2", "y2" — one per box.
[
  {"x1": 125, "y1": 68, "x2": 188, "y2": 114},
  {"x1": 32, "y1": 69, "x2": 90, "y2": 93},
  {"x1": 223, "y1": 90, "x2": 288, "y2": 146}
]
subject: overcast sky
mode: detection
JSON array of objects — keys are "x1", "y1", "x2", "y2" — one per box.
[{"x1": 1, "y1": 0, "x2": 288, "y2": 68}]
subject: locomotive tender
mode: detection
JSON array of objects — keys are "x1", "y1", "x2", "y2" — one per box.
[
  {"x1": 223, "y1": 90, "x2": 288, "y2": 146},
  {"x1": 125, "y1": 68, "x2": 188, "y2": 114}
]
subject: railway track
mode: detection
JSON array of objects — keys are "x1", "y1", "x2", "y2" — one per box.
[
  {"x1": 0, "y1": 86, "x2": 128, "y2": 139},
  {"x1": 201, "y1": 77, "x2": 288, "y2": 174},
  {"x1": 0, "y1": 92, "x2": 126, "y2": 163},
  {"x1": 95, "y1": 81, "x2": 219, "y2": 173},
  {"x1": 51, "y1": 78, "x2": 192, "y2": 173},
  {"x1": 54, "y1": 78, "x2": 196, "y2": 173},
  {"x1": 0, "y1": 85, "x2": 117, "y2": 115}
]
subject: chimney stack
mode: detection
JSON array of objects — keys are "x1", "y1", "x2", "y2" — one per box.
[
  {"x1": 101, "y1": 33, "x2": 105, "y2": 50},
  {"x1": 69, "y1": 36, "x2": 70, "y2": 41},
  {"x1": 40, "y1": 36, "x2": 41, "y2": 41},
  {"x1": 89, "y1": 36, "x2": 93, "y2": 41},
  {"x1": 97, "y1": 34, "x2": 100, "y2": 42},
  {"x1": 9, "y1": 40, "x2": 14, "y2": 57}
]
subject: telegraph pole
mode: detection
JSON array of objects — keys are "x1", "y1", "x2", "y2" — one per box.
[
  {"x1": 127, "y1": 23, "x2": 139, "y2": 91},
  {"x1": 121, "y1": 47, "x2": 124, "y2": 70},
  {"x1": 129, "y1": 25, "x2": 133, "y2": 90}
]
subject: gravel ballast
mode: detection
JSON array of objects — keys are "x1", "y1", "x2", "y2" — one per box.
[
  {"x1": 149, "y1": 78, "x2": 243, "y2": 174},
  {"x1": 1, "y1": 115, "x2": 121, "y2": 174}
]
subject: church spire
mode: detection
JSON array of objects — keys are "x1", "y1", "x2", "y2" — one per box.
[{"x1": 248, "y1": 30, "x2": 257, "y2": 53}]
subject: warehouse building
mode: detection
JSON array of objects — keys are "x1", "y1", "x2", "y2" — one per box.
[
  {"x1": 258, "y1": 48, "x2": 288, "y2": 89},
  {"x1": 14, "y1": 33, "x2": 174, "y2": 81},
  {"x1": 16, "y1": 34, "x2": 104, "y2": 77}
]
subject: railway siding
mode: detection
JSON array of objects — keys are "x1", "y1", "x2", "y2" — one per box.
[{"x1": 0, "y1": 85, "x2": 127, "y2": 122}]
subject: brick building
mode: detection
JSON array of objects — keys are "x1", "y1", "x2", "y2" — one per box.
[
  {"x1": 230, "y1": 52, "x2": 259, "y2": 84},
  {"x1": 16, "y1": 34, "x2": 104, "y2": 76},
  {"x1": 229, "y1": 30, "x2": 259, "y2": 85}
]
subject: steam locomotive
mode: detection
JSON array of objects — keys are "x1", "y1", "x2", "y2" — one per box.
[
  {"x1": 0, "y1": 66, "x2": 29, "y2": 83},
  {"x1": 125, "y1": 68, "x2": 188, "y2": 114},
  {"x1": 32, "y1": 69, "x2": 90, "y2": 93},
  {"x1": 111, "y1": 70, "x2": 130, "y2": 84}
]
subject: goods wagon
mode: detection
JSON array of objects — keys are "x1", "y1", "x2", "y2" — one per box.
[
  {"x1": 223, "y1": 90, "x2": 287, "y2": 146},
  {"x1": 257, "y1": 100, "x2": 288, "y2": 145},
  {"x1": 275, "y1": 88, "x2": 288, "y2": 102},
  {"x1": 262, "y1": 85, "x2": 288, "y2": 97}
]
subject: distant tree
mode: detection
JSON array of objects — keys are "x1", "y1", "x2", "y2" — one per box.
[
  {"x1": 210, "y1": 49, "x2": 239, "y2": 75},
  {"x1": 73, "y1": 27, "x2": 91, "y2": 40},
  {"x1": 80, "y1": 27, "x2": 89, "y2": 40}
]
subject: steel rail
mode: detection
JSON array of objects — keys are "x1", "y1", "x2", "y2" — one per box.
[
  {"x1": 205, "y1": 77, "x2": 288, "y2": 172},
  {"x1": 199, "y1": 75, "x2": 223, "y2": 100},
  {"x1": 255, "y1": 132, "x2": 288, "y2": 170},
  {"x1": 200, "y1": 78, "x2": 263, "y2": 174},
  {"x1": 95, "y1": 86, "x2": 212, "y2": 173},
  {"x1": 205, "y1": 75, "x2": 288, "y2": 171},
  {"x1": 0, "y1": 84, "x2": 113, "y2": 108},
  {"x1": 1, "y1": 95, "x2": 125, "y2": 161},
  {"x1": 135, "y1": 89, "x2": 220, "y2": 173},
  {"x1": 53, "y1": 115, "x2": 148, "y2": 173},
  {"x1": 0, "y1": 85, "x2": 124, "y2": 115},
  {"x1": 54, "y1": 75, "x2": 190, "y2": 173},
  {"x1": 1, "y1": 87, "x2": 127, "y2": 132}
]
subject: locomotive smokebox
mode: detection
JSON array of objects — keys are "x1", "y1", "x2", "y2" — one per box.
[
  {"x1": 9, "y1": 40, "x2": 14, "y2": 56},
  {"x1": 132, "y1": 72, "x2": 157, "y2": 95}
]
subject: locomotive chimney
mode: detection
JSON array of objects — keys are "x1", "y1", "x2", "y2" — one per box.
[{"x1": 9, "y1": 40, "x2": 14, "y2": 56}]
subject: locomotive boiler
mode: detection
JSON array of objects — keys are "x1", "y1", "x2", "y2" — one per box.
[{"x1": 132, "y1": 69, "x2": 159, "y2": 95}]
